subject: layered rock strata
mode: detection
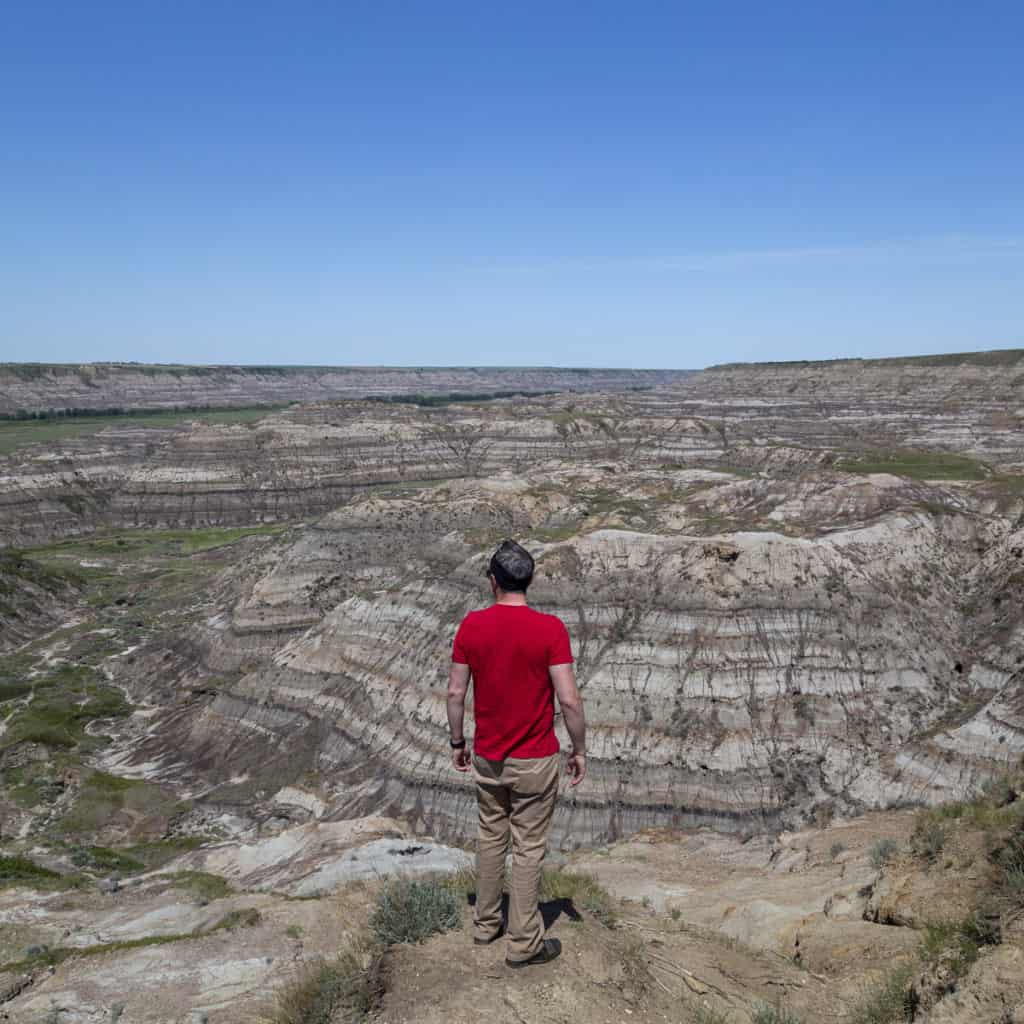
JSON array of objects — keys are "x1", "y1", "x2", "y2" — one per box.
[
  {"x1": 3, "y1": 353, "x2": 1023, "y2": 846},
  {"x1": 0, "y1": 362, "x2": 691, "y2": 416}
]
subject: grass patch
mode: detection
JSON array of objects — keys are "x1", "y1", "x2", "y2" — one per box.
[
  {"x1": 265, "y1": 943, "x2": 386, "y2": 1024},
  {"x1": 869, "y1": 838, "x2": 899, "y2": 870},
  {"x1": 69, "y1": 845, "x2": 146, "y2": 875},
  {"x1": 0, "y1": 681, "x2": 33, "y2": 702},
  {"x1": 909, "y1": 815, "x2": 948, "y2": 864},
  {"x1": 0, "y1": 854, "x2": 61, "y2": 887},
  {"x1": 168, "y1": 870, "x2": 234, "y2": 900},
  {"x1": 120, "y1": 836, "x2": 204, "y2": 870},
  {"x1": 57, "y1": 771, "x2": 177, "y2": 836},
  {"x1": 0, "y1": 666, "x2": 130, "y2": 751},
  {"x1": 370, "y1": 877, "x2": 461, "y2": 946},
  {"x1": 540, "y1": 868, "x2": 618, "y2": 928},
  {"x1": 0, "y1": 406, "x2": 287, "y2": 456},
  {"x1": 919, "y1": 915, "x2": 997, "y2": 979},
  {"x1": 27, "y1": 525, "x2": 287, "y2": 562},
  {"x1": 835, "y1": 449, "x2": 987, "y2": 481},
  {"x1": 0, "y1": 852, "x2": 90, "y2": 892},
  {"x1": 844, "y1": 962, "x2": 916, "y2": 1024},
  {"x1": 921, "y1": 780, "x2": 1024, "y2": 832},
  {"x1": 992, "y1": 821, "x2": 1024, "y2": 908},
  {"x1": 439, "y1": 866, "x2": 476, "y2": 901}
]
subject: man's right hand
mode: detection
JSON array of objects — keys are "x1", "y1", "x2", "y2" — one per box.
[{"x1": 566, "y1": 751, "x2": 586, "y2": 786}]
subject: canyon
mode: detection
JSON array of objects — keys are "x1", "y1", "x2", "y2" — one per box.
[{"x1": 1, "y1": 352, "x2": 1023, "y2": 1022}]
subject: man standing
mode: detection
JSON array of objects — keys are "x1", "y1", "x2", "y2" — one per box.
[{"x1": 447, "y1": 539, "x2": 586, "y2": 968}]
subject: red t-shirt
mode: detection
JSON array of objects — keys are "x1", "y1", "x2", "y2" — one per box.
[{"x1": 452, "y1": 604, "x2": 574, "y2": 760}]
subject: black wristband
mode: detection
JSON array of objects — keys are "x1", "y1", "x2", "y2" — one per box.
[{"x1": 450, "y1": 737, "x2": 467, "y2": 749}]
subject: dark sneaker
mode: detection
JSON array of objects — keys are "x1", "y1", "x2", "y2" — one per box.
[
  {"x1": 506, "y1": 938, "x2": 561, "y2": 968},
  {"x1": 473, "y1": 926, "x2": 505, "y2": 946}
]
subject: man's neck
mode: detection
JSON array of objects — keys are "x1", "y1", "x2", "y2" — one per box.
[{"x1": 494, "y1": 591, "x2": 529, "y2": 606}]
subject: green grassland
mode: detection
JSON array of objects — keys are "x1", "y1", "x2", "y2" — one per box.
[
  {"x1": 835, "y1": 449, "x2": 989, "y2": 481},
  {"x1": 0, "y1": 406, "x2": 285, "y2": 456},
  {"x1": 1, "y1": 524, "x2": 293, "y2": 878},
  {"x1": 26, "y1": 524, "x2": 288, "y2": 563}
]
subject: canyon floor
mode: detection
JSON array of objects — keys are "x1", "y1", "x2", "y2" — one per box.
[{"x1": 2, "y1": 354, "x2": 1023, "y2": 1021}]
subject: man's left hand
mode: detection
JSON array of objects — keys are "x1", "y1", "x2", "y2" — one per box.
[{"x1": 452, "y1": 746, "x2": 472, "y2": 772}]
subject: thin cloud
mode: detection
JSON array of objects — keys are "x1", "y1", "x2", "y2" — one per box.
[{"x1": 474, "y1": 235, "x2": 1024, "y2": 275}]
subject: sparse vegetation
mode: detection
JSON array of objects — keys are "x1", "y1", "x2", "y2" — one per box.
[
  {"x1": 992, "y1": 819, "x2": 1024, "y2": 908},
  {"x1": 540, "y1": 868, "x2": 618, "y2": 928},
  {"x1": 370, "y1": 877, "x2": 461, "y2": 946},
  {"x1": 0, "y1": 405, "x2": 289, "y2": 455},
  {"x1": 691, "y1": 1006, "x2": 733, "y2": 1024},
  {"x1": 69, "y1": 845, "x2": 146, "y2": 875},
  {"x1": 919, "y1": 915, "x2": 997, "y2": 979},
  {"x1": 909, "y1": 816, "x2": 948, "y2": 864},
  {"x1": 169, "y1": 870, "x2": 234, "y2": 900},
  {"x1": 264, "y1": 944, "x2": 386, "y2": 1024},
  {"x1": 829, "y1": 841, "x2": 846, "y2": 861},
  {"x1": 0, "y1": 666, "x2": 131, "y2": 751},
  {"x1": 869, "y1": 838, "x2": 899, "y2": 870},
  {"x1": 0, "y1": 854, "x2": 61, "y2": 887},
  {"x1": 844, "y1": 962, "x2": 916, "y2": 1024},
  {"x1": 751, "y1": 1004, "x2": 803, "y2": 1024},
  {"x1": 215, "y1": 907, "x2": 263, "y2": 930}
]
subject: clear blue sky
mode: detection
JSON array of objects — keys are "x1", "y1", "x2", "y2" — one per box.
[{"x1": 2, "y1": 2, "x2": 1022, "y2": 368}]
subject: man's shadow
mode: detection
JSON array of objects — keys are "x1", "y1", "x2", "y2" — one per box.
[{"x1": 467, "y1": 891, "x2": 581, "y2": 929}]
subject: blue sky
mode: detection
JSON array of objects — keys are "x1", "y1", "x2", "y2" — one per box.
[{"x1": 2, "y1": 2, "x2": 1022, "y2": 368}]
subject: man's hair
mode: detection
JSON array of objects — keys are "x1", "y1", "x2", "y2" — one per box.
[{"x1": 488, "y1": 539, "x2": 534, "y2": 592}]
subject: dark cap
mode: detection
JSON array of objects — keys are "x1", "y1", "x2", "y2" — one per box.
[{"x1": 487, "y1": 539, "x2": 534, "y2": 592}]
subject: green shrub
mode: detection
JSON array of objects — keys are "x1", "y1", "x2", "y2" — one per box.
[
  {"x1": 844, "y1": 962, "x2": 916, "y2": 1024},
  {"x1": 540, "y1": 868, "x2": 617, "y2": 927},
  {"x1": 919, "y1": 919, "x2": 988, "y2": 978},
  {"x1": 993, "y1": 824, "x2": 1024, "y2": 907},
  {"x1": 869, "y1": 838, "x2": 899, "y2": 870},
  {"x1": 370, "y1": 877, "x2": 461, "y2": 946},
  {"x1": 910, "y1": 816, "x2": 948, "y2": 864},
  {"x1": 265, "y1": 945, "x2": 385, "y2": 1024}
]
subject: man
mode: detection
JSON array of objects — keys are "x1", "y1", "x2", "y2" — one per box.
[{"x1": 447, "y1": 539, "x2": 586, "y2": 968}]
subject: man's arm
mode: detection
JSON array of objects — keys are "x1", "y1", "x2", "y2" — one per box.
[
  {"x1": 550, "y1": 662, "x2": 586, "y2": 786},
  {"x1": 447, "y1": 662, "x2": 472, "y2": 772}
]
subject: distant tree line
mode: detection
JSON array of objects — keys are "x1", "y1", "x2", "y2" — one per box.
[
  {"x1": 0, "y1": 403, "x2": 289, "y2": 422},
  {"x1": 360, "y1": 390, "x2": 560, "y2": 407}
]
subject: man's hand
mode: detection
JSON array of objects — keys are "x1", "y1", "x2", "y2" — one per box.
[
  {"x1": 566, "y1": 750, "x2": 586, "y2": 786},
  {"x1": 452, "y1": 745, "x2": 472, "y2": 772}
]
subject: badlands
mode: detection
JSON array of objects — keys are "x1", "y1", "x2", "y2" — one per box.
[{"x1": 1, "y1": 352, "x2": 1023, "y2": 1023}]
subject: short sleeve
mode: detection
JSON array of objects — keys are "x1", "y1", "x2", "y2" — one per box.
[
  {"x1": 547, "y1": 617, "x2": 573, "y2": 666},
  {"x1": 452, "y1": 615, "x2": 471, "y2": 664}
]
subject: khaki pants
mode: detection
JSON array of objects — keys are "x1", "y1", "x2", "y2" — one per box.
[{"x1": 473, "y1": 752, "x2": 560, "y2": 961}]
